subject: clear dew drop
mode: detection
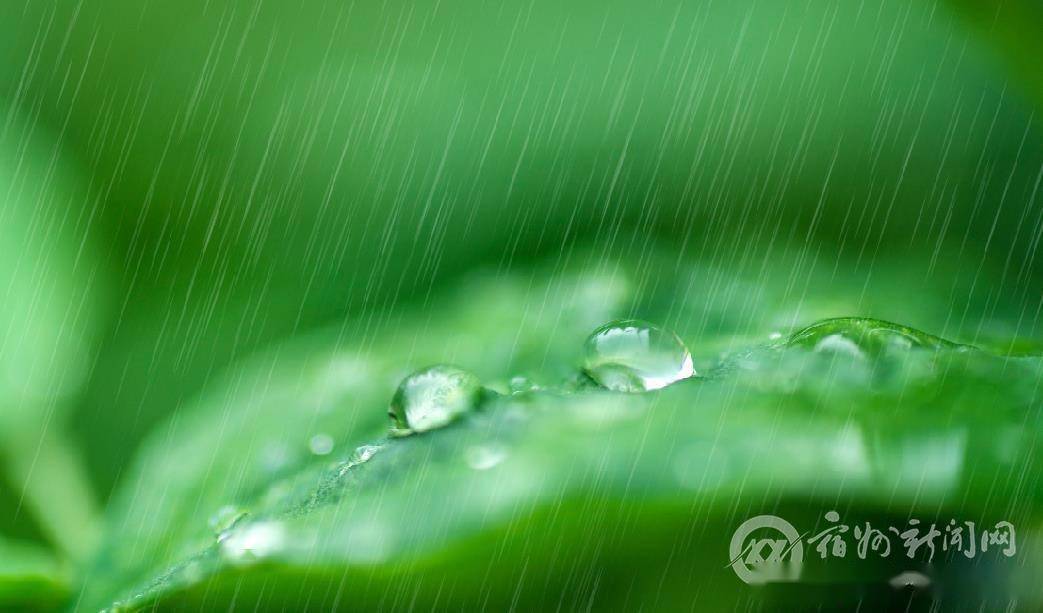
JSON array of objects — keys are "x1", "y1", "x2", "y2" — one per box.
[
  {"x1": 219, "y1": 521, "x2": 286, "y2": 563},
  {"x1": 582, "y1": 319, "x2": 696, "y2": 392},
  {"x1": 814, "y1": 333, "x2": 867, "y2": 359},
  {"x1": 352, "y1": 444, "x2": 383, "y2": 464},
  {"x1": 508, "y1": 376, "x2": 539, "y2": 394},
  {"x1": 787, "y1": 317, "x2": 952, "y2": 358},
  {"x1": 388, "y1": 365, "x2": 482, "y2": 434},
  {"x1": 336, "y1": 443, "x2": 384, "y2": 477},
  {"x1": 209, "y1": 505, "x2": 248, "y2": 537}
]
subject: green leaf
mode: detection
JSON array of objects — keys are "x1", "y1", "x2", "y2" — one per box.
[
  {"x1": 0, "y1": 537, "x2": 68, "y2": 611},
  {"x1": 91, "y1": 349, "x2": 1043, "y2": 610},
  {"x1": 0, "y1": 107, "x2": 107, "y2": 558},
  {"x1": 84, "y1": 253, "x2": 1043, "y2": 610},
  {"x1": 82, "y1": 265, "x2": 629, "y2": 609},
  {"x1": 0, "y1": 110, "x2": 102, "y2": 429}
]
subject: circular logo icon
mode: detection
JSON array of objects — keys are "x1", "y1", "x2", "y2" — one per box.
[{"x1": 728, "y1": 515, "x2": 804, "y2": 584}]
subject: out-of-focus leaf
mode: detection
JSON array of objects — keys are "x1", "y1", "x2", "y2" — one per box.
[
  {"x1": 0, "y1": 536, "x2": 68, "y2": 611},
  {"x1": 0, "y1": 110, "x2": 103, "y2": 429},
  {"x1": 0, "y1": 108, "x2": 107, "y2": 557},
  {"x1": 84, "y1": 255, "x2": 1043, "y2": 610}
]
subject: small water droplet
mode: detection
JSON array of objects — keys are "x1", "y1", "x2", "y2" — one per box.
[
  {"x1": 208, "y1": 505, "x2": 248, "y2": 536},
  {"x1": 388, "y1": 365, "x2": 482, "y2": 434},
  {"x1": 353, "y1": 444, "x2": 382, "y2": 463},
  {"x1": 466, "y1": 444, "x2": 507, "y2": 470},
  {"x1": 582, "y1": 319, "x2": 695, "y2": 392},
  {"x1": 336, "y1": 444, "x2": 385, "y2": 476},
  {"x1": 509, "y1": 376, "x2": 539, "y2": 394},
  {"x1": 219, "y1": 521, "x2": 286, "y2": 563},
  {"x1": 308, "y1": 433, "x2": 334, "y2": 455}
]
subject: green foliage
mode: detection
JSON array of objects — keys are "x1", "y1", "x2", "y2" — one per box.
[
  {"x1": 0, "y1": 108, "x2": 106, "y2": 558},
  {"x1": 0, "y1": 537, "x2": 67, "y2": 611},
  {"x1": 0, "y1": 0, "x2": 1042, "y2": 610},
  {"x1": 82, "y1": 266, "x2": 629, "y2": 608},
  {"x1": 0, "y1": 110, "x2": 104, "y2": 430},
  {"x1": 78, "y1": 259, "x2": 1043, "y2": 610}
]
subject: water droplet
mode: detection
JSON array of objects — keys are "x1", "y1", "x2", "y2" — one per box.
[
  {"x1": 336, "y1": 443, "x2": 384, "y2": 476},
  {"x1": 466, "y1": 444, "x2": 507, "y2": 470},
  {"x1": 219, "y1": 521, "x2": 286, "y2": 563},
  {"x1": 208, "y1": 505, "x2": 248, "y2": 536},
  {"x1": 582, "y1": 319, "x2": 695, "y2": 392},
  {"x1": 788, "y1": 317, "x2": 954, "y2": 358},
  {"x1": 388, "y1": 365, "x2": 482, "y2": 434},
  {"x1": 353, "y1": 444, "x2": 383, "y2": 463},
  {"x1": 813, "y1": 333, "x2": 867, "y2": 359},
  {"x1": 308, "y1": 433, "x2": 334, "y2": 456},
  {"x1": 508, "y1": 376, "x2": 538, "y2": 394}
]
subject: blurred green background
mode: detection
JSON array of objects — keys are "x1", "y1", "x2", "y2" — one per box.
[{"x1": 1, "y1": 0, "x2": 1042, "y2": 609}]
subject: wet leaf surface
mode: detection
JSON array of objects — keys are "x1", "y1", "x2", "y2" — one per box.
[{"x1": 85, "y1": 258, "x2": 1043, "y2": 610}]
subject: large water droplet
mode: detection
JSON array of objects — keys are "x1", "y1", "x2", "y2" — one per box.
[
  {"x1": 388, "y1": 365, "x2": 482, "y2": 434},
  {"x1": 582, "y1": 319, "x2": 695, "y2": 392},
  {"x1": 787, "y1": 317, "x2": 955, "y2": 358}
]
